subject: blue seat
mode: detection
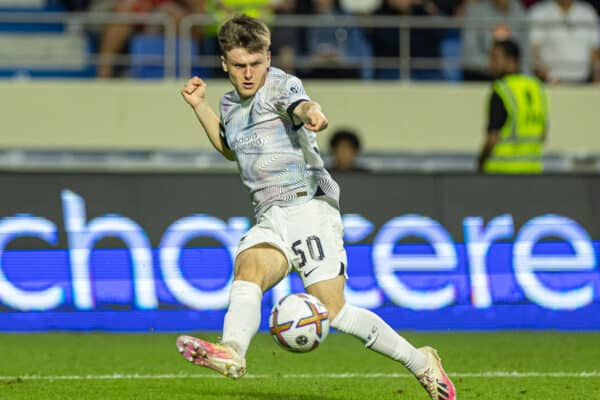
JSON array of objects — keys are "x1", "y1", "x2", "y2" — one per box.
[
  {"x1": 440, "y1": 32, "x2": 463, "y2": 82},
  {"x1": 130, "y1": 34, "x2": 205, "y2": 79}
]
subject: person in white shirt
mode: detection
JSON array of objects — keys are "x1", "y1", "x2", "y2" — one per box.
[
  {"x1": 462, "y1": 0, "x2": 527, "y2": 81},
  {"x1": 529, "y1": 0, "x2": 600, "y2": 83}
]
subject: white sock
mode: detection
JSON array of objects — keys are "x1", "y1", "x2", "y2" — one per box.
[
  {"x1": 331, "y1": 304, "x2": 427, "y2": 375},
  {"x1": 221, "y1": 280, "x2": 262, "y2": 357}
]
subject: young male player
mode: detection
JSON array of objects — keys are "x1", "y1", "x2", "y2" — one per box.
[{"x1": 176, "y1": 15, "x2": 456, "y2": 400}]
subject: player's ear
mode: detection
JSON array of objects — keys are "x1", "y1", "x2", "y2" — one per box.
[
  {"x1": 221, "y1": 56, "x2": 228, "y2": 73},
  {"x1": 266, "y1": 51, "x2": 271, "y2": 68}
]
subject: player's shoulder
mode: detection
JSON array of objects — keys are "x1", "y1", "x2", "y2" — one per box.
[
  {"x1": 266, "y1": 66, "x2": 292, "y2": 82},
  {"x1": 220, "y1": 90, "x2": 239, "y2": 115},
  {"x1": 572, "y1": 1, "x2": 598, "y2": 18},
  {"x1": 265, "y1": 67, "x2": 303, "y2": 91},
  {"x1": 529, "y1": 0, "x2": 558, "y2": 16},
  {"x1": 528, "y1": 0, "x2": 547, "y2": 14}
]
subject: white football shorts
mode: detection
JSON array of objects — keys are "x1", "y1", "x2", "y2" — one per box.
[{"x1": 235, "y1": 198, "x2": 348, "y2": 287}]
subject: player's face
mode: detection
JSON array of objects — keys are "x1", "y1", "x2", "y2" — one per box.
[{"x1": 222, "y1": 48, "x2": 271, "y2": 99}]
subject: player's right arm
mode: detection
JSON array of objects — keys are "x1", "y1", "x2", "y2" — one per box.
[{"x1": 181, "y1": 77, "x2": 235, "y2": 161}]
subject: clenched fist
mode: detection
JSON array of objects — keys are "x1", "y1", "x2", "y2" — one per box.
[
  {"x1": 303, "y1": 106, "x2": 328, "y2": 132},
  {"x1": 181, "y1": 76, "x2": 207, "y2": 108}
]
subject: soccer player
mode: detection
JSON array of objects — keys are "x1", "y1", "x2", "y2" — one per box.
[{"x1": 176, "y1": 15, "x2": 456, "y2": 400}]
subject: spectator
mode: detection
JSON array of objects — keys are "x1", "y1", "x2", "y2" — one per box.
[
  {"x1": 203, "y1": 0, "x2": 272, "y2": 36},
  {"x1": 529, "y1": 0, "x2": 600, "y2": 83},
  {"x1": 369, "y1": 0, "x2": 445, "y2": 80},
  {"x1": 435, "y1": 0, "x2": 466, "y2": 15},
  {"x1": 301, "y1": 0, "x2": 373, "y2": 79},
  {"x1": 96, "y1": 0, "x2": 204, "y2": 78},
  {"x1": 339, "y1": 0, "x2": 382, "y2": 14},
  {"x1": 270, "y1": 0, "x2": 301, "y2": 74},
  {"x1": 208, "y1": 0, "x2": 271, "y2": 20},
  {"x1": 59, "y1": 0, "x2": 92, "y2": 10},
  {"x1": 478, "y1": 40, "x2": 548, "y2": 173},
  {"x1": 583, "y1": 0, "x2": 600, "y2": 15},
  {"x1": 462, "y1": 0, "x2": 527, "y2": 81},
  {"x1": 520, "y1": 0, "x2": 540, "y2": 8},
  {"x1": 328, "y1": 129, "x2": 369, "y2": 172}
]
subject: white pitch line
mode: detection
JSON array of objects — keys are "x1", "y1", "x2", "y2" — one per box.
[{"x1": 1, "y1": 372, "x2": 599, "y2": 381}]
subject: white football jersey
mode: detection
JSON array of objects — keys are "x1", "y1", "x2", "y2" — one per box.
[{"x1": 220, "y1": 67, "x2": 340, "y2": 217}]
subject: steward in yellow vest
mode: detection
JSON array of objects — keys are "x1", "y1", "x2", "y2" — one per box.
[{"x1": 478, "y1": 39, "x2": 548, "y2": 174}]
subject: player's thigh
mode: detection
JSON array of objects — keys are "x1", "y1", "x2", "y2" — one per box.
[
  {"x1": 235, "y1": 243, "x2": 288, "y2": 292},
  {"x1": 305, "y1": 275, "x2": 346, "y2": 320},
  {"x1": 287, "y1": 199, "x2": 348, "y2": 288},
  {"x1": 234, "y1": 207, "x2": 292, "y2": 292}
]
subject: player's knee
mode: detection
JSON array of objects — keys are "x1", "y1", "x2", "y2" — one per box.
[{"x1": 233, "y1": 262, "x2": 266, "y2": 290}]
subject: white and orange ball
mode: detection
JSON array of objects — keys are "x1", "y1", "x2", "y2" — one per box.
[{"x1": 269, "y1": 293, "x2": 330, "y2": 353}]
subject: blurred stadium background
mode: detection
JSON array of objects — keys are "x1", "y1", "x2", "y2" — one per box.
[{"x1": 1, "y1": 1, "x2": 600, "y2": 399}]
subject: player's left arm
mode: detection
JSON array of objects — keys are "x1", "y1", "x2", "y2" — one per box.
[
  {"x1": 292, "y1": 100, "x2": 329, "y2": 132},
  {"x1": 541, "y1": 85, "x2": 549, "y2": 142}
]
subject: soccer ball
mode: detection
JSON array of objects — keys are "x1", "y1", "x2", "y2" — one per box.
[{"x1": 269, "y1": 293, "x2": 330, "y2": 353}]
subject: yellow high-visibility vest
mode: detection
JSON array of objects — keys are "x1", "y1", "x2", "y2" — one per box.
[
  {"x1": 204, "y1": 0, "x2": 272, "y2": 36},
  {"x1": 484, "y1": 74, "x2": 548, "y2": 174}
]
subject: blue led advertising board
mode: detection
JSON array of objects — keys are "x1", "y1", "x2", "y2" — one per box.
[{"x1": 0, "y1": 173, "x2": 599, "y2": 331}]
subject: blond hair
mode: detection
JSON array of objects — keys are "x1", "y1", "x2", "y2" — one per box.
[{"x1": 218, "y1": 14, "x2": 271, "y2": 54}]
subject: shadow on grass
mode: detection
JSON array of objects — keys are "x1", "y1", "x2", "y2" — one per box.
[{"x1": 0, "y1": 378, "x2": 27, "y2": 386}]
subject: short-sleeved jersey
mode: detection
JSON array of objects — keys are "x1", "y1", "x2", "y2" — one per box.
[{"x1": 220, "y1": 67, "x2": 340, "y2": 218}]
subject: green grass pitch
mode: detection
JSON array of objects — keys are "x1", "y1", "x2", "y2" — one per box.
[{"x1": 1, "y1": 332, "x2": 599, "y2": 399}]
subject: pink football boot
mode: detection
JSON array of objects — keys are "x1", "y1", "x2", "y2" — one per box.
[
  {"x1": 416, "y1": 346, "x2": 457, "y2": 400},
  {"x1": 176, "y1": 335, "x2": 246, "y2": 379}
]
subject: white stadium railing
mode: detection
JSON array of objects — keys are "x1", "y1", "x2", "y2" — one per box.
[{"x1": 0, "y1": 12, "x2": 597, "y2": 80}]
